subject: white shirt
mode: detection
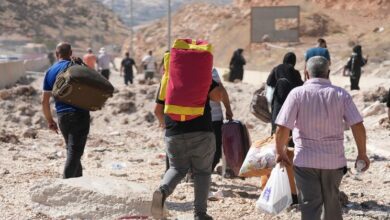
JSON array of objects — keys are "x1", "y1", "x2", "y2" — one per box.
[
  {"x1": 142, "y1": 55, "x2": 156, "y2": 72},
  {"x1": 210, "y1": 68, "x2": 223, "y2": 121},
  {"x1": 97, "y1": 52, "x2": 112, "y2": 70}
]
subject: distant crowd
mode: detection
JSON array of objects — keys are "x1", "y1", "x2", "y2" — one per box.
[{"x1": 81, "y1": 47, "x2": 158, "y2": 85}]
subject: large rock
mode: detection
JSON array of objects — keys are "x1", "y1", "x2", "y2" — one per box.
[
  {"x1": 30, "y1": 176, "x2": 152, "y2": 219},
  {"x1": 362, "y1": 101, "x2": 386, "y2": 117}
]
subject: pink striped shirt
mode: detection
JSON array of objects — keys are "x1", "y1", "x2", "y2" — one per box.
[{"x1": 275, "y1": 78, "x2": 363, "y2": 169}]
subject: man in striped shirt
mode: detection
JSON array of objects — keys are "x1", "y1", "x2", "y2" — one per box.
[{"x1": 274, "y1": 56, "x2": 370, "y2": 220}]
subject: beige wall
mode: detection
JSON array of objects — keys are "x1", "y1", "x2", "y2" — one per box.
[
  {"x1": 24, "y1": 57, "x2": 49, "y2": 72},
  {"x1": 0, "y1": 57, "x2": 49, "y2": 89},
  {"x1": 0, "y1": 61, "x2": 26, "y2": 89}
]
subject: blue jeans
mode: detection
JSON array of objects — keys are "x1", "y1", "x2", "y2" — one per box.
[
  {"x1": 161, "y1": 132, "x2": 215, "y2": 213},
  {"x1": 57, "y1": 111, "x2": 90, "y2": 178}
]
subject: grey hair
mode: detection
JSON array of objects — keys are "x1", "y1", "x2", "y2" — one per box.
[{"x1": 307, "y1": 56, "x2": 329, "y2": 78}]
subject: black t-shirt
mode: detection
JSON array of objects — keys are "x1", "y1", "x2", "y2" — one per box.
[
  {"x1": 156, "y1": 80, "x2": 219, "y2": 137},
  {"x1": 121, "y1": 58, "x2": 136, "y2": 74}
]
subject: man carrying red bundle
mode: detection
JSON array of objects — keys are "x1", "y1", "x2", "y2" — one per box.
[{"x1": 151, "y1": 39, "x2": 223, "y2": 220}]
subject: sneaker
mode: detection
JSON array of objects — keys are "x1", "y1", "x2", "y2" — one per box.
[
  {"x1": 194, "y1": 212, "x2": 213, "y2": 220},
  {"x1": 151, "y1": 188, "x2": 166, "y2": 219}
]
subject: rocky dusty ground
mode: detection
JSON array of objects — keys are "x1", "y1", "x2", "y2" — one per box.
[{"x1": 0, "y1": 66, "x2": 389, "y2": 219}]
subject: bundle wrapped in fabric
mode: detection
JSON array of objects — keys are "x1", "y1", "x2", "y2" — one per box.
[
  {"x1": 239, "y1": 136, "x2": 297, "y2": 195},
  {"x1": 158, "y1": 39, "x2": 213, "y2": 121},
  {"x1": 250, "y1": 84, "x2": 271, "y2": 123},
  {"x1": 239, "y1": 136, "x2": 276, "y2": 177}
]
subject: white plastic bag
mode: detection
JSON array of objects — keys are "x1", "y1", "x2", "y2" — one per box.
[
  {"x1": 265, "y1": 86, "x2": 275, "y2": 104},
  {"x1": 256, "y1": 163, "x2": 292, "y2": 214}
]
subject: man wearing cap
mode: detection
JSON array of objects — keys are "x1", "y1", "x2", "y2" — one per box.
[
  {"x1": 83, "y1": 48, "x2": 97, "y2": 70},
  {"x1": 97, "y1": 47, "x2": 116, "y2": 80}
]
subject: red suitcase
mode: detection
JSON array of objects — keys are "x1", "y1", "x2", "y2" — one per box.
[{"x1": 222, "y1": 120, "x2": 251, "y2": 176}]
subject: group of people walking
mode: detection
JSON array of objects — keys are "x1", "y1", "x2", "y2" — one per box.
[
  {"x1": 41, "y1": 39, "x2": 380, "y2": 220},
  {"x1": 266, "y1": 38, "x2": 371, "y2": 220},
  {"x1": 82, "y1": 47, "x2": 157, "y2": 85}
]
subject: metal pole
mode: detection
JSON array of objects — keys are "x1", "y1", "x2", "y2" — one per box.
[
  {"x1": 111, "y1": 0, "x2": 118, "y2": 52},
  {"x1": 167, "y1": 0, "x2": 171, "y2": 50},
  {"x1": 130, "y1": 0, "x2": 134, "y2": 55}
]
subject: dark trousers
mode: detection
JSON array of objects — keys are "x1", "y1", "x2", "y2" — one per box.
[
  {"x1": 124, "y1": 72, "x2": 133, "y2": 85},
  {"x1": 164, "y1": 121, "x2": 222, "y2": 172},
  {"x1": 294, "y1": 166, "x2": 344, "y2": 220},
  {"x1": 212, "y1": 120, "x2": 223, "y2": 171},
  {"x1": 350, "y1": 73, "x2": 361, "y2": 90},
  {"x1": 58, "y1": 111, "x2": 90, "y2": 179},
  {"x1": 145, "y1": 71, "x2": 154, "y2": 80},
  {"x1": 101, "y1": 69, "x2": 110, "y2": 80}
]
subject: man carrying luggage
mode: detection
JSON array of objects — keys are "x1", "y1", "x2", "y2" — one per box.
[
  {"x1": 41, "y1": 42, "x2": 90, "y2": 179},
  {"x1": 120, "y1": 52, "x2": 137, "y2": 85},
  {"x1": 152, "y1": 78, "x2": 223, "y2": 220},
  {"x1": 275, "y1": 56, "x2": 369, "y2": 220}
]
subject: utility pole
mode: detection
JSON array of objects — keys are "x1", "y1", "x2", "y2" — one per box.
[
  {"x1": 111, "y1": 0, "x2": 115, "y2": 52},
  {"x1": 130, "y1": 0, "x2": 134, "y2": 55},
  {"x1": 167, "y1": 0, "x2": 171, "y2": 50}
]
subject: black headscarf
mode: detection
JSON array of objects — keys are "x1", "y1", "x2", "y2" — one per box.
[
  {"x1": 353, "y1": 45, "x2": 362, "y2": 56},
  {"x1": 236, "y1": 48, "x2": 244, "y2": 56},
  {"x1": 282, "y1": 52, "x2": 296, "y2": 67}
]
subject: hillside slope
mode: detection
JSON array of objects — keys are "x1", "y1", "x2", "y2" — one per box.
[
  {"x1": 98, "y1": 0, "x2": 232, "y2": 26},
  {"x1": 124, "y1": 0, "x2": 390, "y2": 75},
  {"x1": 0, "y1": 0, "x2": 128, "y2": 50}
]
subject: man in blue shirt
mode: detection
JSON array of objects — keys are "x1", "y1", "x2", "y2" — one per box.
[
  {"x1": 304, "y1": 38, "x2": 331, "y2": 80},
  {"x1": 41, "y1": 42, "x2": 90, "y2": 179}
]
